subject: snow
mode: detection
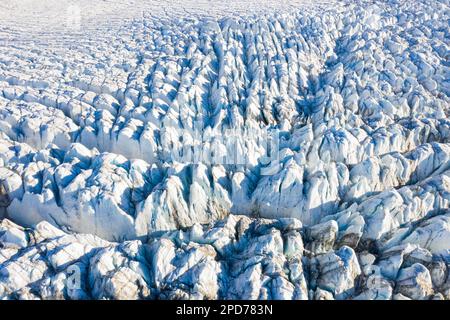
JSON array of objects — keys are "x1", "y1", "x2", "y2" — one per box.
[{"x1": 0, "y1": 0, "x2": 449, "y2": 300}]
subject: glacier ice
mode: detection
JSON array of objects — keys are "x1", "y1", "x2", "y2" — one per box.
[{"x1": 0, "y1": 0, "x2": 449, "y2": 300}]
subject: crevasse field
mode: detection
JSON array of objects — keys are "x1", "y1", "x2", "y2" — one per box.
[{"x1": 0, "y1": 0, "x2": 449, "y2": 300}]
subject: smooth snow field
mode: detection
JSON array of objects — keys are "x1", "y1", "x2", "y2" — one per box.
[{"x1": 0, "y1": 0, "x2": 449, "y2": 300}]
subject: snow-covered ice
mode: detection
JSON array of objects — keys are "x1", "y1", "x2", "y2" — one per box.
[{"x1": 0, "y1": 0, "x2": 449, "y2": 300}]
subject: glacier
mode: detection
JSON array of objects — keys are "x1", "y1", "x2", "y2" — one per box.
[{"x1": 0, "y1": 0, "x2": 449, "y2": 300}]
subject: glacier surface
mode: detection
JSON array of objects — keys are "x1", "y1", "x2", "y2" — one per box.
[{"x1": 0, "y1": 0, "x2": 449, "y2": 300}]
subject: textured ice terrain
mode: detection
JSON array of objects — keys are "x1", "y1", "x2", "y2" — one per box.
[{"x1": 0, "y1": 0, "x2": 449, "y2": 300}]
